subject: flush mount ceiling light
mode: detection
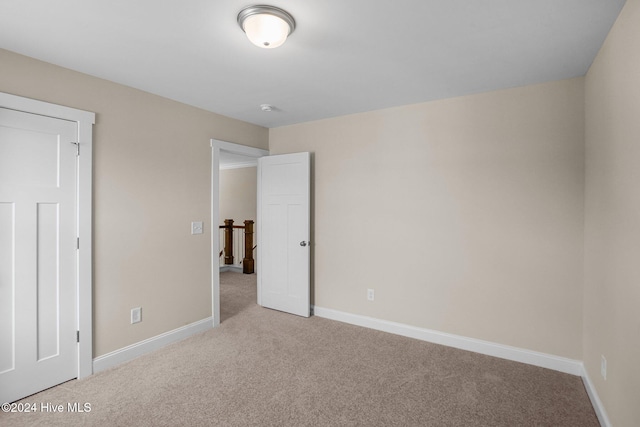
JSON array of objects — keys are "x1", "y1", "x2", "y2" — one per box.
[{"x1": 237, "y1": 5, "x2": 296, "y2": 49}]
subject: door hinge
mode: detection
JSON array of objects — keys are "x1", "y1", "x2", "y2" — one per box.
[
  {"x1": 70, "y1": 141, "x2": 80, "y2": 156},
  {"x1": 77, "y1": 237, "x2": 80, "y2": 250},
  {"x1": 76, "y1": 330, "x2": 80, "y2": 343}
]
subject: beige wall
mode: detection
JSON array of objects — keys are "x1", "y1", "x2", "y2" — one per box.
[
  {"x1": 0, "y1": 49, "x2": 268, "y2": 357},
  {"x1": 270, "y1": 78, "x2": 585, "y2": 359},
  {"x1": 584, "y1": 0, "x2": 640, "y2": 425},
  {"x1": 219, "y1": 167, "x2": 257, "y2": 224}
]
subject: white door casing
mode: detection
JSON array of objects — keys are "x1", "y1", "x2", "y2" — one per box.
[
  {"x1": 0, "y1": 92, "x2": 94, "y2": 402},
  {"x1": 258, "y1": 152, "x2": 310, "y2": 317}
]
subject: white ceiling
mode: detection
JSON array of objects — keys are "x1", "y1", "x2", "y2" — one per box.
[{"x1": 0, "y1": 0, "x2": 626, "y2": 128}]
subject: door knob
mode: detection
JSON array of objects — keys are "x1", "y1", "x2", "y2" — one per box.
[{"x1": 300, "y1": 241, "x2": 307, "y2": 247}]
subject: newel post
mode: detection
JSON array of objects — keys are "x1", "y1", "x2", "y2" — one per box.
[
  {"x1": 224, "y1": 219, "x2": 234, "y2": 265},
  {"x1": 243, "y1": 220, "x2": 255, "y2": 274}
]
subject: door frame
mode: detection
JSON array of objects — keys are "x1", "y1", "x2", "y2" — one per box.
[
  {"x1": 0, "y1": 92, "x2": 95, "y2": 378},
  {"x1": 210, "y1": 139, "x2": 268, "y2": 326}
]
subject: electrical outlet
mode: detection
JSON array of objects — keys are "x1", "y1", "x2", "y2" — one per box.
[
  {"x1": 601, "y1": 355, "x2": 607, "y2": 380},
  {"x1": 191, "y1": 221, "x2": 203, "y2": 235},
  {"x1": 367, "y1": 289, "x2": 374, "y2": 301},
  {"x1": 131, "y1": 307, "x2": 142, "y2": 324}
]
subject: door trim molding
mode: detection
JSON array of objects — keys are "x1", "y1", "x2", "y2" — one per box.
[
  {"x1": 0, "y1": 92, "x2": 95, "y2": 379},
  {"x1": 210, "y1": 139, "x2": 268, "y2": 326}
]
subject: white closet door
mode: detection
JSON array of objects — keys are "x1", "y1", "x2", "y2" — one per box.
[{"x1": 0, "y1": 107, "x2": 78, "y2": 403}]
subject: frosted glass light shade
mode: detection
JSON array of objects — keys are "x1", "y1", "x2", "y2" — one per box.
[
  {"x1": 238, "y1": 5, "x2": 295, "y2": 49},
  {"x1": 243, "y1": 14, "x2": 289, "y2": 48}
]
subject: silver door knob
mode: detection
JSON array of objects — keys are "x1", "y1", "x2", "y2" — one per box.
[{"x1": 300, "y1": 241, "x2": 307, "y2": 247}]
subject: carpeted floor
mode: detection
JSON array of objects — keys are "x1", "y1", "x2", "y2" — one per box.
[{"x1": 1, "y1": 271, "x2": 599, "y2": 426}]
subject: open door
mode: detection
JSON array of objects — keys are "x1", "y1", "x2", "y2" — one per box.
[{"x1": 258, "y1": 152, "x2": 310, "y2": 317}]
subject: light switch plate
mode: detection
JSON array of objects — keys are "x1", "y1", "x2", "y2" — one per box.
[
  {"x1": 191, "y1": 221, "x2": 203, "y2": 235},
  {"x1": 131, "y1": 307, "x2": 141, "y2": 324}
]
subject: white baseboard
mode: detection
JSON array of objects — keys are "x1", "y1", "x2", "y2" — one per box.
[
  {"x1": 88, "y1": 306, "x2": 609, "y2": 426},
  {"x1": 313, "y1": 306, "x2": 614, "y2": 426},
  {"x1": 312, "y1": 306, "x2": 583, "y2": 376},
  {"x1": 582, "y1": 369, "x2": 611, "y2": 427},
  {"x1": 93, "y1": 317, "x2": 214, "y2": 373}
]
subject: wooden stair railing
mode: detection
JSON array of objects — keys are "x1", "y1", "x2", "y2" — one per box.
[{"x1": 219, "y1": 219, "x2": 255, "y2": 274}]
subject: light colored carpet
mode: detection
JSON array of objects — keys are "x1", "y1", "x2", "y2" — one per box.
[{"x1": 1, "y1": 271, "x2": 598, "y2": 426}]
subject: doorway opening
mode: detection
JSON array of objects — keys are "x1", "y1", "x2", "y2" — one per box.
[{"x1": 210, "y1": 140, "x2": 268, "y2": 326}]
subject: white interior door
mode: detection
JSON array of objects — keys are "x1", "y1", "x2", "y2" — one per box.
[
  {"x1": 258, "y1": 152, "x2": 310, "y2": 317},
  {"x1": 0, "y1": 107, "x2": 78, "y2": 403}
]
